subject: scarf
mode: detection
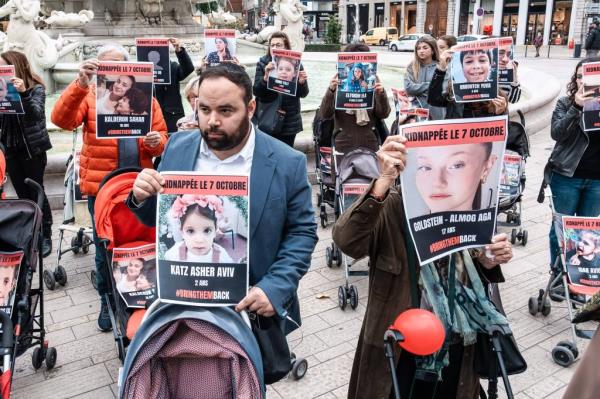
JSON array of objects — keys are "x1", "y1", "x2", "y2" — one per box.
[{"x1": 345, "y1": 109, "x2": 370, "y2": 126}]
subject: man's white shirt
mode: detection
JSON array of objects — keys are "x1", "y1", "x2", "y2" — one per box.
[{"x1": 195, "y1": 126, "x2": 255, "y2": 175}]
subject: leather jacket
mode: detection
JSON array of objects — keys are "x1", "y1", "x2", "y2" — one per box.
[{"x1": 549, "y1": 96, "x2": 589, "y2": 177}]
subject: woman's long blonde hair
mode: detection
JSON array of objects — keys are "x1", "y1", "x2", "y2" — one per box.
[{"x1": 408, "y1": 35, "x2": 439, "y2": 81}]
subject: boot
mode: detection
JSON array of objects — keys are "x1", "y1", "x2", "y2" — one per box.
[{"x1": 42, "y1": 236, "x2": 52, "y2": 258}]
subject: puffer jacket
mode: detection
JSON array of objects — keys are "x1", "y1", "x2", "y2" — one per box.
[
  {"x1": 0, "y1": 84, "x2": 52, "y2": 157},
  {"x1": 51, "y1": 80, "x2": 168, "y2": 196},
  {"x1": 253, "y1": 54, "x2": 309, "y2": 136}
]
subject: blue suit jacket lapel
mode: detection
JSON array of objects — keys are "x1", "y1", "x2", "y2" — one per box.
[{"x1": 250, "y1": 131, "x2": 276, "y2": 237}]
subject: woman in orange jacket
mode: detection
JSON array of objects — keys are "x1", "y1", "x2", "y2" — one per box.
[{"x1": 51, "y1": 43, "x2": 168, "y2": 332}]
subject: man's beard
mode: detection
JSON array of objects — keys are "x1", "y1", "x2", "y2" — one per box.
[{"x1": 201, "y1": 116, "x2": 250, "y2": 151}]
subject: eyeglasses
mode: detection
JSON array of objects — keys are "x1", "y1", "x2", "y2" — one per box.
[{"x1": 576, "y1": 74, "x2": 583, "y2": 79}]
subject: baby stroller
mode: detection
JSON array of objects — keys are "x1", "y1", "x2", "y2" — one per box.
[
  {"x1": 312, "y1": 108, "x2": 336, "y2": 228},
  {"x1": 527, "y1": 188, "x2": 598, "y2": 367},
  {"x1": 497, "y1": 110, "x2": 530, "y2": 246},
  {"x1": 94, "y1": 167, "x2": 155, "y2": 361},
  {"x1": 0, "y1": 178, "x2": 58, "y2": 398},
  {"x1": 46, "y1": 131, "x2": 94, "y2": 291},
  {"x1": 325, "y1": 126, "x2": 380, "y2": 311},
  {"x1": 120, "y1": 304, "x2": 265, "y2": 398}
]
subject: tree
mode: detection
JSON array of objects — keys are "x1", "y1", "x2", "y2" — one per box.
[{"x1": 325, "y1": 14, "x2": 342, "y2": 45}]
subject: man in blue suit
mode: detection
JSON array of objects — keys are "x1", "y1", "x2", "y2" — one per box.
[{"x1": 128, "y1": 63, "x2": 317, "y2": 333}]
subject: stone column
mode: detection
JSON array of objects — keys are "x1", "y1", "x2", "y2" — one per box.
[
  {"x1": 368, "y1": 0, "x2": 375, "y2": 29},
  {"x1": 340, "y1": 0, "x2": 348, "y2": 43},
  {"x1": 446, "y1": 0, "x2": 456, "y2": 37},
  {"x1": 453, "y1": 0, "x2": 461, "y2": 36},
  {"x1": 416, "y1": 0, "x2": 426, "y2": 34},
  {"x1": 493, "y1": 0, "x2": 504, "y2": 37},
  {"x1": 543, "y1": 0, "x2": 554, "y2": 45},
  {"x1": 384, "y1": 0, "x2": 391, "y2": 27},
  {"x1": 472, "y1": 0, "x2": 481, "y2": 35},
  {"x1": 516, "y1": 0, "x2": 529, "y2": 45},
  {"x1": 569, "y1": 0, "x2": 584, "y2": 45}
]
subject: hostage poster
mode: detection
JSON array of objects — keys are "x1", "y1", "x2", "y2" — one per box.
[
  {"x1": 268, "y1": 48, "x2": 302, "y2": 97},
  {"x1": 498, "y1": 37, "x2": 515, "y2": 84},
  {"x1": 204, "y1": 29, "x2": 236, "y2": 66},
  {"x1": 450, "y1": 38, "x2": 499, "y2": 103},
  {"x1": 499, "y1": 152, "x2": 522, "y2": 198},
  {"x1": 562, "y1": 217, "x2": 600, "y2": 288},
  {"x1": 0, "y1": 66, "x2": 23, "y2": 115},
  {"x1": 0, "y1": 251, "x2": 22, "y2": 329},
  {"x1": 336, "y1": 52, "x2": 377, "y2": 110},
  {"x1": 112, "y1": 243, "x2": 156, "y2": 308},
  {"x1": 136, "y1": 38, "x2": 171, "y2": 85},
  {"x1": 582, "y1": 61, "x2": 600, "y2": 132},
  {"x1": 399, "y1": 115, "x2": 508, "y2": 265},
  {"x1": 342, "y1": 183, "x2": 370, "y2": 211},
  {"x1": 96, "y1": 61, "x2": 154, "y2": 139},
  {"x1": 391, "y1": 87, "x2": 429, "y2": 121},
  {"x1": 157, "y1": 172, "x2": 249, "y2": 306}
]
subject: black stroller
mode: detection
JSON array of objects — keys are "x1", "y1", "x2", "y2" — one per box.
[
  {"x1": 0, "y1": 177, "x2": 57, "y2": 398},
  {"x1": 312, "y1": 108, "x2": 337, "y2": 228}
]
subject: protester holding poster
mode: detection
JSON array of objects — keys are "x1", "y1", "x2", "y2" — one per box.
[
  {"x1": 0, "y1": 51, "x2": 54, "y2": 257},
  {"x1": 582, "y1": 60, "x2": 600, "y2": 131},
  {"x1": 128, "y1": 63, "x2": 317, "y2": 333},
  {"x1": 253, "y1": 31, "x2": 309, "y2": 147},
  {"x1": 205, "y1": 29, "x2": 236, "y2": 66},
  {"x1": 0, "y1": 68, "x2": 23, "y2": 114},
  {"x1": 545, "y1": 58, "x2": 600, "y2": 280},
  {"x1": 332, "y1": 133, "x2": 513, "y2": 399},
  {"x1": 563, "y1": 217, "x2": 600, "y2": 287},
  {"x1": 497, "y1": 37, "x2": 522, "y2": 104},
  {"x1": 112, "y1": 243, "x2": 156, "y2": 308},
  {"x1": 136, "y1": 38, "x2": 171, "y2": 85},
  {"x1": 404, "y1": 35, "x2": 445, "y2": 120},
  {"x1": 319, "y1": 43, "x2": 390, "y2": 151},
  {"x1": 267, "y1": 49, "x2": 301, "y2": 97},
  {"x1": 51, "y1": 43, "x2": 167, "y2": 333},
  {"x1": 335, "y1": 52, "x2": 378, "y2": 109}
]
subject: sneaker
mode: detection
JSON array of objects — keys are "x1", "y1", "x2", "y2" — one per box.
[
  {"x1": 97, "y1": 302, "x2": 112, "y2": 332},
  {"x1": 42, "y1": 237, "x2": 52, "y2": 258}
]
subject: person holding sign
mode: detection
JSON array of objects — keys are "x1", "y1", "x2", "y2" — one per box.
[
  {"x1": 128, "y1": 63, "x2": 317, "y2": 332},
  {"x1": 0, "y1": 51, "x2": 54, "y2": 257},
  {"x1": 497, "y1": 42, "x2": 522, "y2": 104},
  {"x1": 51, "y1": 43, "x2": 168, "y2": 333},
  {"x1": 206, "y1": 37, "x2": 234, "y2": 65},
  {"x1": 332, "y1": 134, "x2": 513, "y2": 399},
  {"x1": 253, "y1": 31, "x2": 309, "y2": 147}
]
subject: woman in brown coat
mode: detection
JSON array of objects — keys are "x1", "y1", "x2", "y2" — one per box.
[{"x1": 332, "y1": 135, "x2": 514, "y2": 399}]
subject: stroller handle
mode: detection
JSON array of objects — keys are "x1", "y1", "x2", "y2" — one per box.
[
  {"x1": 24, "y1": 178, "x2": 45, "y2": 210},
  {"x1": 0, "y1": 310, "x2": 13, "y2": 353}
]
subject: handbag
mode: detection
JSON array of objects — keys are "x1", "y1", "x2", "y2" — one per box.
[
  {"x1": 475, "y1": 329, "x2": 527, "y2": 378},
  {"x1": 249, "y1": 312, "x2": 292, "y2": 384},
  {"x1": 255, "y1": 96, "x2": 286, "y2": 136}
]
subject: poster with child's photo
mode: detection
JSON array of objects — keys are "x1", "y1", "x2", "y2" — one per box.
[
  {"x1": 0, "y1": 251, "x2": 23, "y2": 328},
  {"x1": 96, "y1": 61, "x2": 154, "y2": 139},
  {"x1": 562, "y1": 217, "x2": 600, "y2": 288},
  {"x1": 336, "y1": 52, "x2": 378, "y2": 110},
  {"x1": 499, "y1": 152, "x2": 522, "y2": 198},
  {"x1": 112, "y1": 243, "x2": 156, "y2": 308},
  {"x1": 0, "y1": 66, "x2": 24, "y2": 115},
  {"x1": 136, "y1": 38, "x2": 171, "y2": 85},
  {"x1": 450, "y1": 38, "x2": 499, "y2": 103},
  {"x1": 498, "y1": 37, "x2": 515, "y2": 84},
  {"x1": 390, "y1": 87, "x2": 429, "y2": 121},
  {"x1": 268, "y1": 49, "x2": 302, "y2": 96},
  {"x1": 581, "y1": 61, "x2": 600, "y2": 132},
  {"x1": 204, "y1": 29, "x2": 236, "y2": 66},
  {"x1": 156, "y1": 172, "x2": 249, "y2": 306},
  {"x1": 399, "y1": 115, "x2": 508, "y2": 265}
]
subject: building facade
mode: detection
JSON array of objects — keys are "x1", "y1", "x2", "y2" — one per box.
[{"x1": 337, "y1": 0, "x2": 599, "y2": 46}]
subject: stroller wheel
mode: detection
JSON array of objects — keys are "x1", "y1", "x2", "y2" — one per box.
[
  {"x1": 552, "y1": 344, "x2": 575, "y2": 367},
  {"x1": 70, "y1": 237, "x2": 80, "y2": 254},
  {"x1": 45, "y1": 347, "x2": 57, "y2": 369},
  {"x1": 32, "y1": 347, "x2": 44, "y2": 370},
  {"x1": 338, "y1": 286, "x2": 348, "y2": 310},
  {"x1": 55, "y1": 265, "x2": 68, "y2": 286},
  {"x1": 541, "y1": 297, "x2": 551, "y2": 316},
  {"x1": 557, "y1": 341, "x2": 579, "y2": 359},
  {"x1": 349, "y1": 285, "x2": 358, "y2": 310},
  {"x1": 291, "y1": 357, "x2": 308, "y2": 380},
  {"x1": 527, "y1": 296, "x2": 539, "y2": 316},
  {"x1": 317, "y1": 193, "x2": 322, "y2": 207},
  {"x1": 511, "y1": 229, "x2": 517, "y2": 245},
  {"x1": 82, "y1": 236, "x2": 92, "y2": 254},
  {"x1": 91, "y1": 270, "x2": 98, "y2": 290},
  {"x1": 43, "y1": 269, "x2": 56, "y2": 291},
  {"x1": 521, "y1": 230, "x2": 528, "y2": 246},
  {"x1": 326, "y1": 247, "x2": 333, "y2": 268},
  {"x1": 320, "y1": 213, "x2": 327, "y2": 229},
  {"x1": 335, "y1": 248, "x2": 342, "y2": 267}
]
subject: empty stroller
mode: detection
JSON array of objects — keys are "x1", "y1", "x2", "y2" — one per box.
[
  {"x1": 120, "y1": 305, "x2": 264, "y2": 398},
  {"x1": 94, "y1": 168, "x2": 155, "y2": 361},
  {"x1": 0, "y1": 178, "x2": 57, "y2": 398},
  {"x1": 313, "y1": 108, "x2": 336, "y2": 228},
  {"x1": 497, "y1": 110, "x2": 530, "y2": 246}
]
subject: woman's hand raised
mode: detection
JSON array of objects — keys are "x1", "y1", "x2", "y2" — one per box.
[
  {"x1": 370, "y1": 135, "x2": 407, "y2": 199},
  {"x1": 491, "y1": 96, "x2": 508, "y2": 115},
  {"x1": 437, "y1": 50, "x2": 454, "y2": 71},
  {"x1": 263, "y1": 62, "x2": 274, "y2": 82},
  {"x1": 329, "y1": 73, "x2": 339, "y2": 92},
  {"x1": 298, "y1": 70, "x2": 308, "y2": 84},
  {"x1": 78, "y1": 58, "x2": 98, "y2": 88},
  {"x1": 478, "y1": 233, "x2": 513, "y2": 269}
]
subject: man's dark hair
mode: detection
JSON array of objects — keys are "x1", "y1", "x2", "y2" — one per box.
[
  {"x1": 197, "y1": 63, "x2": 252, "y2": 104},
  {"x1": 344, "y1": 43, "x2": 370, "y2": 52}
]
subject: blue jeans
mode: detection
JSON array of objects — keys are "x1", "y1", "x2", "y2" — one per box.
[
  {"x1": 87, "y1": 196, "x2": 109, "y2": 297},
  {"x1": 548, "y1": 173, "x2": 600, "y2": 268}
]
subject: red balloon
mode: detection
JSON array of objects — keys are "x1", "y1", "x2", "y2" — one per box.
[{"x1": 392, "y1": 309, "x2": 445, "y2": 356}]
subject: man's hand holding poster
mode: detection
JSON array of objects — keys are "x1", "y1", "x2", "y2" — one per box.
[
  {"x1": 450, "y1": 38, "x2": 499, "y2": 103},
  {"x1": 562, "y1": 217, "x2": 600, "y2": 288},
  {"x1": 399, "y1": 115, "x2": 508, "y2": 265},
  {"x1": 205, "y1": 29, "x2": 236, "y2": 66},
  {"x1": 136, "y1": 38, "x2": 171, "y2": 85},
  {"x1": 336, "y1": 52, "x2": 378, "y2": 110},
  {"x1": 112, "y1": 243, "x2": 156, "y2": 308},
  {"x1": 96, "y1": 61, "x2": 154, "y2": 139},
  {"x1": 156, "y1": 172, "x2": 249, "y2": 306},
  {"x1": 0, "y1": 66, "x2": 24, "y2": 115},
  {"x1": 268, "y1": 49, "x2": 302, "y2": 97},
  {"x1": 498, "y1": 37, "x2": 515, "y2": 84},
  {"x1": 582, "y1": 61, "x2": 600, "y2": 131}
]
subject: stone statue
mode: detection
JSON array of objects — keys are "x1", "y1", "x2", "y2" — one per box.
[
  {"x1": 240, "y1": 25, "x2": 278, "y2": 44},
  {"x1": 44, "y1": 10, "x2": 94, "y2": 28},
  {"x1": 104, "y1": 7, "x2": 114, "y2": 26},
  {"x1": 0, "y1": 0, "x2": 80, "y2": 74},
  {"x1": 136, "y1": 0, "x2": 163, "y2": 25},
  {"x1": 276, "y1": 0, "x2": 306, "y2": 51},
  {"x1": 171, "y1": 7, "x2": 181, "y2": 25},
  {"x1": 207, "y1": 9, "x2": 237, "y2": 27}
]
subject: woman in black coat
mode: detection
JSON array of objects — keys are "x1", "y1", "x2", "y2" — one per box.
[
  {"x1": 253, "y1": 31, "x2": 309, "y2": 147},
  {"x1": 0, "y1": 51, "x2": 53, "y2": 256}
]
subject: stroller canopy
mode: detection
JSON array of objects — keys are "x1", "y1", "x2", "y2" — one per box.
[
  {"x1": 121, "y1": 304, "x2": 265, "y2": 399},
  {"x1": 338, "y1": 148, "x2": 380, "y2": 185},
  {"x1": 94, "y1": 170, "x2": 155, "y2": 250}
]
